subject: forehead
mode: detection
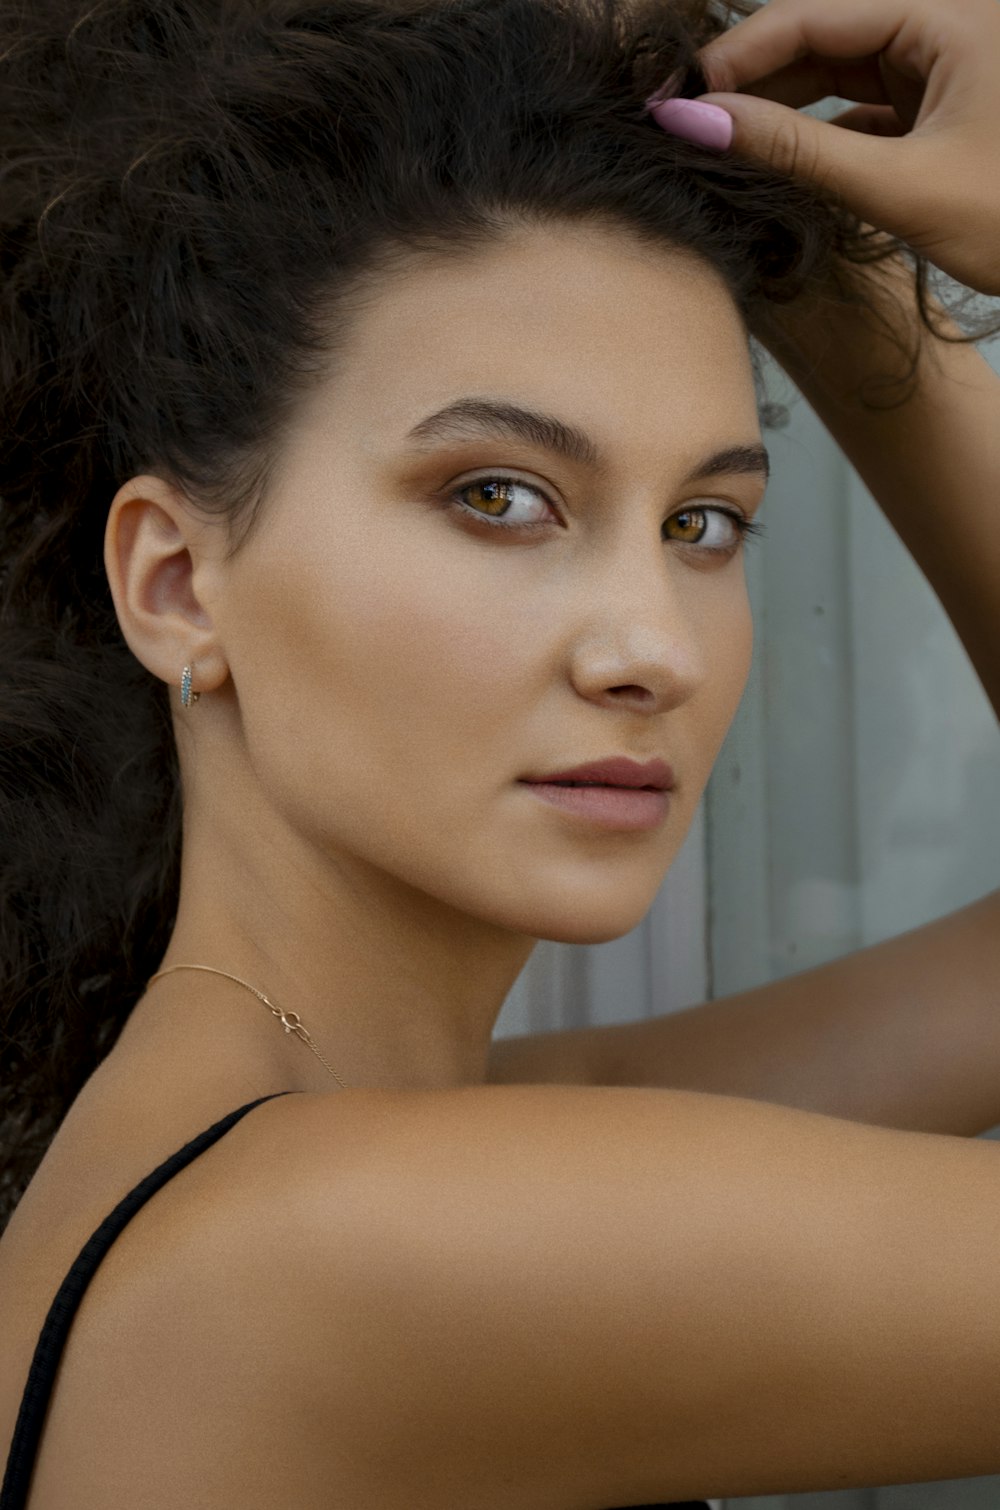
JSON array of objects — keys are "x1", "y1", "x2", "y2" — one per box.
[{"x1": 297, "y1": 220, "x2": 760, "y2": 468}]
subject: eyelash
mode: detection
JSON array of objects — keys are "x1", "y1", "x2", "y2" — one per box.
[{"x1": 441, "y1": 474, "x2": 765, "y2": 555}]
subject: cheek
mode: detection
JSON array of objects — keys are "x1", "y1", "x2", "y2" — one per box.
[
  {"x1": 226, "y1": 521, "x2": 531, "y2": 806},
  {"x1": 358, "y1": 564, "x2": 533, "y2": 791}
]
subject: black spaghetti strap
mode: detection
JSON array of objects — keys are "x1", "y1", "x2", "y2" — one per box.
[
  {"x1": 0, "y1": 1090, "x2": 295, "y2": 1510},
  {"x1": 610, "y1": 1502, "x2": 710, "y2": 1508}
]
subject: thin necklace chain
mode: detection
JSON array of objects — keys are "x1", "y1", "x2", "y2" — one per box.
[{"x1": 146, "y1": 964, "x2": 349, "y2": 1089}]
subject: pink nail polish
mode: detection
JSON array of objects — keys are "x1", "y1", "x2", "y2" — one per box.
[{"x1": 646, "y1": 98, "x2": 733, "y2": 153}]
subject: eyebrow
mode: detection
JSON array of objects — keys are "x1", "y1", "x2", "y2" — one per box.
[{"x1": 403, "y1": 397, "x2": 770, "y2": 487}]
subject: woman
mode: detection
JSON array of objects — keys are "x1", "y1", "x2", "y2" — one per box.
[{"x1": 2, "y1": 0, "x2": 1000, "y2": 1503}]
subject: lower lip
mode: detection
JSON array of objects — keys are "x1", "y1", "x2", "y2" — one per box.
[{"x1": 519, "y1": 782, "x2": 670, "y2": 831}]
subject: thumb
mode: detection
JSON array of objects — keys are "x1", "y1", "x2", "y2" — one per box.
[{"x1": 687, "y1": 90, "x2": 903, "y2": 221}]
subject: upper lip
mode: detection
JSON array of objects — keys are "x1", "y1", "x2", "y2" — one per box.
[{"x1": 520, "y1": 757, "x2": 675, "y2": 791}]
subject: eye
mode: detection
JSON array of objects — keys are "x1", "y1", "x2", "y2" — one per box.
[
  {"x1": 440, "y1": 473, "x2": 765, "y2": 555},
  {"x1": 665, "y1": 505, "x2": 756, "y2": 553},
  {"x1": 445, "y1": 475, "x2": 554, "y2": 533}
]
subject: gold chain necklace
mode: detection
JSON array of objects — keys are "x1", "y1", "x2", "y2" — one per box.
[{"x1": 146, "y1": 965, "x2": 348, "y2": 1089}]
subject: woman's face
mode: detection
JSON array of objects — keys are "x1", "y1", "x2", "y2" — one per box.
[{"x1": 194, "y1": 219, "x2": 766, "y2": 948}]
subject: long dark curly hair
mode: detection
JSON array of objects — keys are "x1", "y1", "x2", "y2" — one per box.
[{"x1": 2, "y1": 0, "x2": 997, "y2": 1235}]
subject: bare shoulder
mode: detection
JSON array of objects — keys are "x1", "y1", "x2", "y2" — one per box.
[
  {"x1": 256, "y1": 1082, "x2": 1000, "y2": 1507},
  {"x1": 14, "y1": 1075, "x2": 998, "y2": 1505}
]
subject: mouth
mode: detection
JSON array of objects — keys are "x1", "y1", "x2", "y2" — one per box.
[
  {"x1": 525, "y1": 785, "x2": 664, "y2": 797},
  {"x1": 519, "y1": 756, "x2": 675, "y2": 792},
  {"x1": 521, "y1": 780, "x2": 663, "y2": 792},
  {"x1": 518, "y1": 779, "x2": 671, "y2": 831}
]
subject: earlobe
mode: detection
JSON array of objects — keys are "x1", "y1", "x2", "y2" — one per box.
[{"x1": 103, "y1": 474, "x2": 227, "y2": 695}]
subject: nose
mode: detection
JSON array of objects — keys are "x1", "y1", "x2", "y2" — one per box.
[{"x1": 570, "y1": 540, "x2": 709, "y2": 714}]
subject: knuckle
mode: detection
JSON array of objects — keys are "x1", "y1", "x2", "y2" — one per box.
[
  {"x1": 769, "y1": 115, "x2": 806, "y2": 175},
  {"x1": 697, "y1": 45, "x2": 737, "y2": 96}
]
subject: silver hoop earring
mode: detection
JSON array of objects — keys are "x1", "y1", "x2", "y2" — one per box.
[{"x1": 180, "y1": 665, "x2": 201, "y2": 707}]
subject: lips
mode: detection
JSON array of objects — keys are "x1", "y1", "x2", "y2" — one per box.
[{"x1": 521, "y1": 756, "x2": 675, "y2": 791}]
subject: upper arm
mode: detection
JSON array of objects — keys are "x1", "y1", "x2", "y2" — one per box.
[{"x1": 285, "y1": 1083, "x2": 1000, "y2": 1506}]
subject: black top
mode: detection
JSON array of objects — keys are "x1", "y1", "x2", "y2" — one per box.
[{"x1": 0, "y1": 1089, "x2": 709, "y2": 1510}]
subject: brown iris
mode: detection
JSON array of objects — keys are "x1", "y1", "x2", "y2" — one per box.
[
  {"x1": 668, "y1": 508, "x2": 709, "y2": 542},
  {"x1": 466, "y1": 479, "x2": 514, "y2": 518}
]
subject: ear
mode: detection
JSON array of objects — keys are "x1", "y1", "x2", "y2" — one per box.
[{"x1": 104, "y1": 474, "x2": 230, "y2": 701}]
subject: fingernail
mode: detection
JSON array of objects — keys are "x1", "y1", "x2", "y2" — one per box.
[{"x1": 645, "y1": 98, "x2": 733, "y2": 152}]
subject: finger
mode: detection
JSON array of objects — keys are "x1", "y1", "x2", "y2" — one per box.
[
  {"x1": 686, "y1": 88, "x2": 916, "y2": 232},
  {"x1": 725, "y1": 57, "x2": 926, "y2": 134},
  {"x1": 828, "y1": 103, "x2": 909, "y2": 137},
  {"x1": 644, "y1": 53, "x2": 898, "y2": 118},
  {"x1": 719, "y1": 54, "x2": 901, "y2": 111},
  {"x1": 695, "y1": 0, "x2": 932, "y2": 98}
]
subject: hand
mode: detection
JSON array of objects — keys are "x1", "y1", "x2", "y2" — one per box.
[{"x1": 646, "y1": 0, "x2": 1000, "y2": 296}]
